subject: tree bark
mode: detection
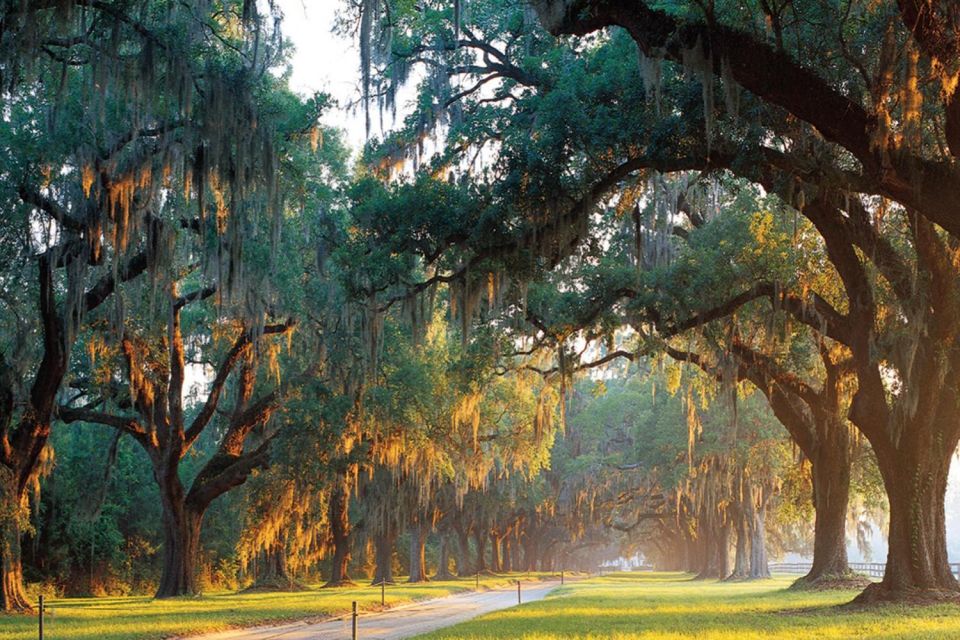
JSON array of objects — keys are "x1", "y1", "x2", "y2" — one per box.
[
  {"x1": 490, "y1": 533, "x2": 502, "y2": 573},
  {"x1": 455, "y1": 524, "x2": 472, "y2": 576},
  {"x1": 253, "y1": 539, "x2": 294, "y2": 590},
  {"x1": 371, "y1": 528, "x2": 396, "y2": 585},
  {"x1": 156, "y1": 489, "x2": 203, "y2": 598},
  {"x1": 856, "y1": 438, "x2": 959, "y2": 601},
  {"x1": 794, "y1": 428, "x2": 854, "y2": 586},
  {"x1": 474, "y1": 529, "x2": 487, "y2": 572},
  {"x1": 522, "y1": 533, "x2": 537, "y2": 571},
  {"x1": 325, "y1": 483, "x2": 353, "y2": 587},
  {"x1": 0, "y1": 471, "x2": 30, "y2": 612},
  {"x1": 748, "y1": 497, "x2": 770, "y2": 580},
  {"x1": 716, "y1": 522, "x2": 730, "y2": 580},
  {"x1": 433, "y1": 534, "x2": 455, "y2": 580},
  {"x1": 407, "y1": 521, "x2": 429, "y2": 583},
  {"x1": 727, "y1": 508, "x2": 750, "y2": 580}
]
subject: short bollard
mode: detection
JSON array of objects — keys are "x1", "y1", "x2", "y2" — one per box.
[
  {"x1": 351, "y1": 601, "x2": 358, "y2": 640},
  {"x1": 38, "y1": 594, "x2": 44, "y2": 640},
  {"x1": 517, "y1": 580, "x2": 521, "y2": 604}
]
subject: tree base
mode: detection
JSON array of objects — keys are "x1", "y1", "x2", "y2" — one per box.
[
  {"x1": 0, "y1": 595, "x2": 32, "y2": 614},
  {"x1": 322, "y1": 578, "x2": 357, "y2": 589},
  {"x1": 242, "y1": 578, "x2": 308, "y2": 593},
  {"x1": 370, "y1": 578, "x2": 396, "y2": 586},
  {"x1": 848, "y1": 580, "x2": 960, "y2": 606},
  {"x1": 723, "y1": 572, "x2": 752, "y2": 582},
  {"x1": 789, "y1": 571, "x2": 871, "y2": 591}
]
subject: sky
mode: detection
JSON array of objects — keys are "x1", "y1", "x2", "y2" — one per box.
[
  {"x1": 271, "y1": 0, "x2": 960, "y2": 564},
  {"x1": 276, "y1": 0, "x2": 418, "y2": 152},
  {"x1": 276, "y1": 0, "x2": 367, "y2": 146}
]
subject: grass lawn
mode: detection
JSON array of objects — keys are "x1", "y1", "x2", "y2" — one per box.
[
  {"x1": 0, "y1": 572, "x2": 557, "y2": 640},
  {"x1": 416, "y1": 572, "x2": 960, "y2": 639}
]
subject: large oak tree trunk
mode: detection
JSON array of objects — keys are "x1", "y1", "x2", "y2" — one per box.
[
  {"x1": 407, "y1": 521, "x2": 429, "y2": 583},
  {"x1": 795, "y1": 427, "x2": 855, "y2": 587},
  {"x1": 716, "y1": 523, "x2": 730, "y2": 580},
  {"x1": 156, "y1": 498, "x2": 203, "y2": 598},
  {"x1": 489, "y1": 533, "x2": 502, "y2": 573},
  {"x1": 474, "y1": 529, "x2": 487, "y2": 573},
  {"x1": 372, "y1": 528, "x2": 396, "y2": 585},
  {"x1": 726, "y1": 508, "x2": 750, "y2": 580},
  {"x1": 748, "y1": 499, "x2": 770, "y2": 579},
  {"x1": 433, "y1": 534, "x2": 455, "y2": 580},
  {"x1": 253, "y1": 539, "x2": 295, "y2": 590},
  {"x1": 0, "y1": 472, "x2": 30, "y2": 612},
  {"x1": 155, "y1": 459, "x2": 205, "y2": 599},
  {"x1": 857, "y1": 438, "x2": 959, "y2": 602},
  {"x1": 522, "y1": 534, "x2": 537, "y2": 571},
  {"x1": 325, "y1": 484, "x2": 353, "y2": 587},
  {"x1": 455, "y1": 525, "x2": 472, "y2": 576}
]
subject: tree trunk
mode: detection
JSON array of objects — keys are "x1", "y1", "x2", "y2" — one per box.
[
  {"x1": 433, "y1": 534, "x2": 455, "y2": 580},
  {"x1": 0, "y1": 472, "x2": 30, "y2": 611},
  {"x1": 716, "y1": 522, "x2": 730, "y2": 580},
  {"x1": 154, "y1": 458, "x2": 204, "y2": 599},
  {"x1": 502, "y1": 536, "x2": 512, "y2": 572},
  {"x1": 325, "y1": 484, "x2": 353, "y2": 587},
  {"x1": 727, "y1": 509, "x2": 750, "y2": 580},
  {"x1": 796, "y1": 429, "x2": 854, "y2": 587},
  {"x1": 474, "y1": 529, "x2": 487, "y2": 573},
  {"x1": 408, "y1": 521, "x2": 429, "y2": 583},
  {"x1": 490, "y1": 533, "x2": 502, "y2": 573},
  {"x1": 522, "y1": 533, "x2": 537, "y2": 571},
  {"x1": 455, "y1": 525, "x2": 472, "y2": 576},
  {"x1": 156, "y1": 498, "x2": 203, "y2": 598},
  {"x1": 253, "y1": 539, "x2": 294, "y2": 590},
  {"x1": 371, "y1": 528, "x2": 396, "y2": 585},
  {"x1": 856, "y1": 439, "x2": 959, "y2": 602},
  {"x1": 693, "y1": 519, "x2": 720, "y2": 579},
  {"x1": 748, "y1": 499, "x2": 770, "y2": 579}
]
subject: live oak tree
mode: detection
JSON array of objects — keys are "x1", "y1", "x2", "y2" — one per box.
[
  {"x1": 0, "y1": 0, "x2": 298, "y2": 610},
  {"x1": 527, "y1": 0, "x2": 960, "y2": 602}
]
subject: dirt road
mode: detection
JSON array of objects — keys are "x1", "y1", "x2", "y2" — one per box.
[{"x1": 183, "y1": 580, "x2": 559, "y2": 640}]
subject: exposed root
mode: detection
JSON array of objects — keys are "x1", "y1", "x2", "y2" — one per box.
[
  {"x1": 322, "y1": 578, "x2": 357, "y2": 589},
  {"x1": 846, "y1": 581, "x2": 960, "y2": 608},
  {"x1": 241, "y1": 578, "x2": 308, "y2": 593},
  {"x1": 789, "y1": 572, "x2": 872, "y2": 592}
]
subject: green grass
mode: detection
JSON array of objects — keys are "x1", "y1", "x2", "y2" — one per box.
[
  {"x1": 416, "y1": 572, "x2": 960, "y2": 639},
  {"x1": 0, "y1": 573, "x2": 557, "y2": 640}
]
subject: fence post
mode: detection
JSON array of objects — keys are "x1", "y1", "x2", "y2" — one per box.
[
  {"x1": 352, "y1": 601, "x2": 358, "y2": 640},
  {"x1": 381, "y1": 580, "x2": 385, "y2": 606},
  {"x1": 561, "y1": 570, "x2": 564, "y2": 585},
  {"x1": 517, "y1": 580, "x2": 521, "y2": 604},
  {"x1": 38, "y1": 595, "x2": 44, "y2": 640},
  {"x1": 476, "y1": 571, "x2": 479, "y2": 591}
]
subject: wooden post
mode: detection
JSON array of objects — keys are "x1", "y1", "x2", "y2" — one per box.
[
  {"x1": 352, "y1": 601, "x2": 358, "y2": 640},
  {"x1": 476, "y1": 571, "x2": 479, "y2": 590},
  {"x1": 381, "y1": 580, "x2": 385, "y2": 606},
  {"x1": 38, "y1": 595, "x2": 44, "y2": 640},
  {"x1": 561, "y1": 570, "x2": 564, "y2": 585},
  {"x1": 517, "y1": 580, "x2": 521, "y2": 604}
]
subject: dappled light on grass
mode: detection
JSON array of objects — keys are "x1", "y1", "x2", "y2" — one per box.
[{"x1": 417, "y1": 573, "x2": 960, "y2": 639}]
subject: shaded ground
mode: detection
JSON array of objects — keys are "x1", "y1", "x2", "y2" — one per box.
[
  {"x1": 184, "y1": 580, "x2": 558, "y2": 639},
  {"x1": 415, "y1": 572, "x2": 960, "y2": 639}
]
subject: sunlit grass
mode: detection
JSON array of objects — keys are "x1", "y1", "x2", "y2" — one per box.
[
  {"x1": 416, "y1": 572, "x2": 960, "y2": 639},
  {"x1": 0, "y1": 573, "x2": 557, "y2": 640}
]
